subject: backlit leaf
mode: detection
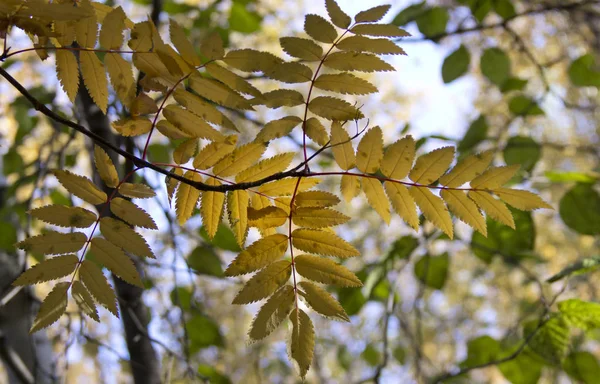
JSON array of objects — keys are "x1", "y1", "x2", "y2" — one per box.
[
  {"x1": 330, "y1": 121, "x2": 356, "y2": 170},
  {"x1": 351, "y1": 24, "x2": 410, "y2": 37},
  {"x1": 80, "y1": 51, "x2": 108, "y2": 114},
  {"x1": 17, "y1": 231, "x2": 87, "y2": 255},
  {"x1": 384, "y1": 182, "x2": 419, "y2": 230},
  {"x1": 223, "y1": 49, "x2": 281, "y2": 73},
  {"x1": 94, "y1": 145, "x2": 119, "y2": 188},
  {"x1": 337, "y1": 36, "x2": 406, "y2": 55},
  {"x1": 112, "y1": 117, "x2": 153, "y2": 137},
  {"x1": 361, "y1": 177, "x2": 391, "y2": 224},
  {"x1": 292, "y1": 229, "x2": 360, "y2": 258},
  {"x1": 166, "y1": 167, "x2": 183, "y2": 207},
  {"x1": 293, "y1": 207, "x2": 350, "y2": 228},
  {"x1": 29, "y1": 205, "x2": 97, "y2": 228},
  {"x1": 289, "y1": 308, "x2": 315, "y2": 379},
  {"x1": 206, "y1": 62, "x2": 262, "y2": 97},
  {"x1": 31, "y1": 282, "x2": 69, "y2": 333},
  {"x1": 409, "y1": 187, "x2": 453, "y2": 238},
  {"x1": 355, "y1": 5, "x2": 390, "y2": 22},
  {"x1": 470, "y1": 165, "x2": 520, "y2": 189},
  {"x1": 304, "y1": 14, "x2": 337, "y2": 43},
  {"x1": 340, "y1": 174, "x2": 360, "y2": 202},
  {"x1": 299, "y1": 281, "x2": 349, "y2": 321},
  {"x1": 248, "y1": 206, "x2": 288, "y2": 229},
  {"x1": 439, "y1": 150, "x2": 493, "y2": 187},
  {"x1": 225, "y1": 234, "x2": 288, "y2": 276},
  {"x1": 105, "y1": 53, "x2": 135, "y2": 108},
  {"x1": 258, "y1": 178, "x2": 321, "y2": 196},
  {"x1": 213, "y1": 142, "x2": 267, "y2": 177},
  {"x1": 99, "y1": 6, "x2": 126, "y2": 49},
  {"x1": 54, "y1": 170, "x2": 107, "y2": 205},
  {"x1": 494, "y1": 188, "x2": 553, "y2": 211},
  {"x1": 236, "y1": 153, "x2": 295, "y2": 183},
  {"x1": 249, "y1": 285, "x2": 295, "y2": 340},
  {"x1": 294, "y1": 254, "x2": 362, "y2": 287},
  {"x1": 381, "y1": 135, "x2": 415, "y2": 179},
  {"x1": 468, "y1": 191, "x2": 515, "y2": 229},
  {"x1": 324, "y1": 51, "x2": 395, "y2": 72},
  {"x1": 118, "y1": 183, "x2": 156, "y2": 199},
  {"x1": 193, "y1": 136, "x2": 238, "y2": 170},
  {"x1": 163, "y1": 105, "x2": 226, "y2": 141},
  {"x1": 295, "y1": 191, "x2": 340, "y2": 208},
  {"x1": 110, "y1": 197, "x2": 157, "y2": 229},
  {"x1": 304, "y1": 117, "x2": 329, "y2": 146},
  {"x1": 314, "y1": 73, "x2": 378, "y2": 95},
  {"x1": 13, "y1": 254, "x2": 79, "y2": 286},
  {"x1": 409, "y1": 146, "x2": 455, "y2": 184},
  {"x1": 311, "y1": 96, "x2": 364, "y2": 120},
  {"x1": 201, "y1": 178, "x2": 226, "y2": 240},
  {"x1": 72, "y1": 280, "x2": 99, "y2": 321},
  {"x1": 356, "y1": 126, "x2": 383, "y2": 173},
  {"x1": 90, "y1": 237, "x2": 142, "y2": 287},
  {"x1": 326, "y1": 0, "x2": 351, "y2": 29},
  {"x1": 200, "y1": 32, "x2": 224, "y2": 60},
  {"x1": 99, "y1": 217, "x2": 155, "y2": 258},
  {"x1": 56, "y1": 50, "x2": 79, "y2": 102},
  {"x1": 256, "y1": 117, "x2": 303, "y2": 143},
  {"x1": 189, "y1": 74, "x2": 253, "y2": 110},
  {"x1": 262, "y1": 90, "x2": 305, "y2": 108},
  {"x1": 441, "y1": 190, "x2": 486, "y2": 236},
  {"x1": 169, "y1": 20, "x2": 201, "y2": 66},
  {"x1": 280, "y1": 37, "x2": 323, "y2": 61},
  {"x1": 232, "y1": 260, "x2": 292, "y2": 304},
  {"x1": 79, "y1": 260, "x2": 118, "y2": 316},
  {"x1": 172, "y1": 89, "x2": 237, "y2": 132},
  {"x1": 266, "y1": 62, "x2": 313, "y2": 84},
  {"x1": 172, "y1": 138, "x2": 198, "y2": 165}
]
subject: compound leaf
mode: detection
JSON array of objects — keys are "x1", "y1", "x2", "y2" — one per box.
[
  {"x1": 29, "y1": 205, "x2": 97, "y2": 228},
  {"x1": 232, "y1": 260, "x2": 292, "y2": 304},
  {"x1": 292, "y1": 229, "x2": 360, "y2": 258},
  {"x1": 294, "y1": 254, "x2": 362, "y2": 287},
  {"x1": 13, "y1": 254, "x2": 79, "y2": 286}
]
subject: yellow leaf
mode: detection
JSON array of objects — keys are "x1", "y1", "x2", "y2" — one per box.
[
  {"x1": 249, "y1": 285, "x2": 295, "y2": 340},
  {"x1": 304, "y1": 117, "x2": 329, "y2": 146},
  {"x1": 340, "y1": 174, "x2": 361, "y2": 202},
  {"x1": 384, "y1": 182, "x2": 419, "y2": 230},
  {"x1": 79, "y1": 260, "x2": 118, "y2": 317},
  {"x1": 225, "y1": 234, "x2": 288, "y2": 276},
  {"x1": 213, "y1": 142, "x2": 267, "y2": 177},
  {"x1": 232, "y1": 260, "x2": 292, "y2": 304},
  {"x1": 314, "y1": 73, "x2": 378, "y2": 95},
  {"x1": 200, "y1": 31, "x2": 224, "y2": 60},
  {"x1": 439, "y1": 150, "x2": 494, "y2": 188},
  {"x1": 324, "y1": 51, "x2": 395, "y2": 72},
  {"x1": 356, "y1": 126, "x2": 383, "y2": 173},
  {"x1": 441, "y1": 190, "x2": 487, "y2": 236},
  {"x1": 304, "y1": 14, "x2": 337, "y2": 43},
  {"x1": 189, "y1": 74, "x2": 253, "y2": 110},
  {"x1": 91, "y1": 2, "x2": 133, "y2": 28},
  {"x1": 494, "y1": 188, "x2": 553, "y2": 211},
  {"x1": 193, "y1": 136, "x2": 238, "y2": 170},
  {"x1": 309, "y1": 96, "x2": 364, "y2": 121},
  {"x1": 13, "y1": 254, "x2": 79, "y2": 286},
  {"x1": 201, "y1": 178, "x2": 226, "y2": 239},
  {"x1": 72, "y1": 280, "x2": 99, "y2": 321},
  {"x1": 409, "y1": 146, "x2": 455, "y2": 185},
  {"x1": 292, "y1": 229, "x2": 360, "y2": 258},
  {"x1": 206, "y1": 63, "x2": 262, "y2": 97},
  {"x1": 166, "y1": 167, "x2": 183, "y2": 207},
  {"x1": 128, "y1": 21, "x2": 153, "y2": 51},
  {"x1": 99, "y1": 6, "x2": 125, "y2": 49},
  {"x1": 298, "y1": 281, "x2": 349, "y2": 321},
  {"x1": 31, "y1": 282, "x2": 69, "y2": 333},
  {"x1": 173, "y1": 138, "x2": 198, "y2": 165},
  {"x1": 53, "y1": 170, "x2": 107, "y2": 205},
  {"x1": 130, "y1": 92, "x2": 158, "y2": 116},
  {"x1": 266, "y1": 62, "x2": 313, "y2": 84},
  {"x1": 330, "y1": 121, "x2": 356, "y2": 170},
  {"x1": 293, "y1": 207, "x2": 350, "y2": 228},
  {"x1": 29, "y1": 205, "x2": 96, "y2": 228},
  {"x1": 99, "y1": 217, "x2": 155, "y2": 258},
  {"x1": 289, "y1": 308, "x2": 315, "y2": 380},
  {"x1": 90, "y1": 237, "x2": 142, "y2": 287},
  {"x1": 468, "y1": 191, "x2": 515, "y2": 229},
  {"x1": 155, "y1": 120, "x2": 187, "y2": 139},
  {"x1": 175, "y1": 171, "x2": 202, "y2": 225},
  {"x1": 223, "y1": 49, "x2": 282, "y2": 73},
  {"x1": 381, "y1": 135, "x2": 415, "y2": 180},
  {"x1": 351, "y1": 24, "x2": 410, "y2": 37},
  {"x1": 470, "y1": 165, "x2": 520, "y2": 189},
  {"x1": 337, "y1": 36, "x2": 406, "y2": 55},
  {"x1": 112, "y1": 117, "x2": 153, "y2": 137},
  {"x1": 105, "y1": 53, "x2": 135, "y2": 109},
  {"x1": 409, "y1": 187, "x2": 453, "y2": 239},
  {"x1": 163, "y1": 105, "x2": 226, "y2": 142},
  {"x1": 169, "y1": 20, "x2": 201, "y2": 66},
  {"x1": 173, "y1": 89, "x2": 238, "y2": 132},
  {"x1": 55, "y1": 50, "x2": 79, "y2": 102},
  {"x1": 236, "y1": 153, "x2": 295, "y2": 183},
  {"x1": 256, "y1": 117, "x2": 303, "y2": 143},
  {"x1": 295, "y1": 191, "x2": 340, "y2": 208},
  {"x1": 258, "y1": 178, "x2": 321, "y2": 196},
  {"x1": 75, "y1": 12, "x2": 97, "y2": 48},
  {"x1": 274, "y1": 197, "x2": 293, "y2": 215},
  {"x1": 80, "y1": 51, "x2": 108, "y2": 114},
  {"x1": 362, "y1": 177, "x2": 391, "y2": 223},
  {"x1": 17, "y1": 231, "x2": 87, "y2": 255},
  {"x1": 279, "y1": 37, "x2": 323, "y2": 61},
  {"x1": 54, "y1": 19, "x2": 76, "y2": 46},
  {"x1": 262, "y1": 89, "x2": 305, "y2": 108},
  {"x1": 248, "y1": 206, "x2": 288, "y2": 229},
  {"x1": 132, "y1": 52, "x2": 177, "y2": 85},
  {"x1": 325, "y1": 0, "x2": 351, "y2": 29},
  {"x1": 118, "y1": 183, "x2": 156, "y2": 199},
  {"x1": 110, "y1": 197, "x2": 157, "y2": 229},
  {"x1": 227, "y1": 190, "x2": 249, "y2": 247},
  {"x1": 355, "y1": 5, "x2": 391, "y2": 22},
  {"x1": 94, "y1": 145, "x2": 119, "y2": 188}
]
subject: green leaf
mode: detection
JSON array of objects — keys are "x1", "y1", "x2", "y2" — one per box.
[
  {"x1": 494, "y1": 0, "x2": 516, "y2": 19},
  {"x1": 563, "y1": 351, "x2": 600, "y2": 384},
  {"x1": 170, "y1": 287, "x2": 192, "y2": 311},
  {"x1": 471, "y1": 209, "x2": 534, "y2": 263},
  {"x1": 503, "y1": 136, "x2": 541, "y2": 173},
  {"x1": 498, "y1": 344, "x2": 543, "y2": 384},
  {"x1": 460, "y1": 335, "x2": 500, "y2": 368},
  {"x1": 392, "y1": 2, "x2": 426, "y2": 26},
  {"x1": 197, "y1": 365, "x2": 231, "y2": 384},
  {"x1": 199, "y1": 224, "x2": 242, "y2": 252},
  {"x1": 3, "y1": 149, "x2": 24, "y2": 176},
  {"x1": 500, "y1": 77, "x2": 528, "y2": 92},
  {"x1": 458, "y1": 115, "x2": 488, "y2": 152},
  {"x1": 386, "y1": 235, "x2": 419, "y2": 261},
  {"x1": 187, "y1": 246, "x2": 224, "y2": 277},
  {"x1": 414, "y1": 253, "x2": 449, "y2": 290},
  {"x1": 545, "y1": 171, "x2": 597, "y2": 183},
  {"x1": 547, "y1": 256, "x2": 600, "y2": 283},
  {"x1": 186, "y1": 314, "x2": 224, "y2": 353},
  {"x1": 508, "y1": 95, "x2": 544, "y2": 116},
  {"x1": 568, "y1": 54, "x2": 600, "y2": 88},
  {"x1": 480, "y1": 47, "x2": 510, "y2": 86},
  {"x1": 361, "y1": 344, "x2": 381, "y2": 367},
  {"x1": 469, "y1": 0, "x2": 492, "y2": 22},
  {"x1": 559, "y1": 183, "x2": 600, "y2": 235},
  {"x1": 442, "y1": 45, "x2": 470, "y2": 83},
  {"x1": 415, "y1": 7, "x2": 449, "y2": 38},
  {"x1": 228, "y1": 3, "x2": 261, "y2": 33},
  {"x1": 0, "y1": 221, "x2": 17, "y2": 252},
  {"x1": 337, "y1": 286, "x2": 366, "y2": 316},
  {"x1": 559, "y1": 299, "x2": 600, "y2": 330},
  {"x1": 392, "y1": 345, "x2": 406, "y2": 364},
  {"x1": 525, "y1": 317, "x2": 570, "y2": 364}
]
